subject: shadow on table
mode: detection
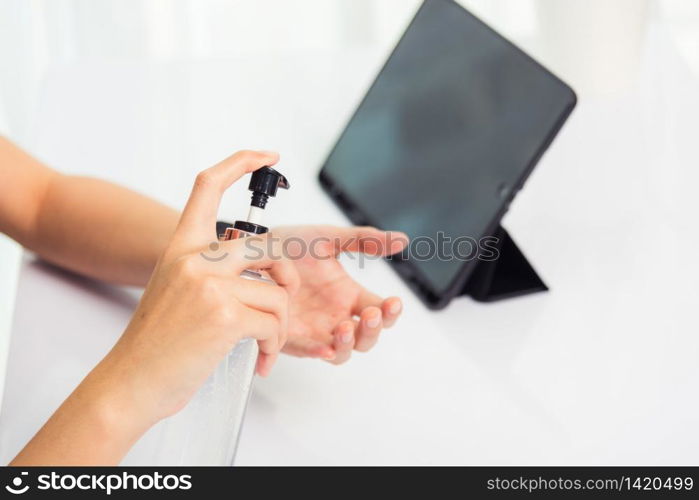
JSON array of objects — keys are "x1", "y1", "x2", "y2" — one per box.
[{"x1": 27, "y1": 257, "x2": 141, "y2": 312}]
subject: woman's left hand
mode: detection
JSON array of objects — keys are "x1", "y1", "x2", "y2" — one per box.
[{"x1": 270, "y1": 225, "x2": 408, "y2": 365}]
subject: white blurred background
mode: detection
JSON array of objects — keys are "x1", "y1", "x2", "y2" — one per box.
[{"x1": 1, "y1": 0, "x2": 698, "y2": 142}]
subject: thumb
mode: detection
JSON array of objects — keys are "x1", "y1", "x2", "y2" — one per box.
[{"x1": 172, "y1": 150, "x2": 279, "y2": 250}]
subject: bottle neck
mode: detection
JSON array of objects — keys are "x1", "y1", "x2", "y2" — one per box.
[{"x1": 222, "y1": 220, "x2": 268, "y2": 241}]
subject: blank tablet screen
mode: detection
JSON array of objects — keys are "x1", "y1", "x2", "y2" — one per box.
[{"x1": 320, "y1": 0, "x2": 575, "y2": 293}]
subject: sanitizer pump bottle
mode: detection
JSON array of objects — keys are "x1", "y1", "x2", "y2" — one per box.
[{"x1": 123, "y1": 167, "x2": 290, "y2": 466}]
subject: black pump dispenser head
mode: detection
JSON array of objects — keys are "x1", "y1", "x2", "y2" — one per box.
[
  {"x1": 248, "y1": 167, "x2": 290, "y2": 209},
  {"x1": 231, "y1": 166, "x2": 290, "y2": 236}
]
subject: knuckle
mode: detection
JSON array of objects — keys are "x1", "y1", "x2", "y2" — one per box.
[
  {"x1": 211, "y1": 301, "x2": 237, "y2": 326},
  {"x1": 199, "y1": 276, "x2": 223, "y2": 301},
  {"x1": 174, "y1": 256, "x2": 198, "y2": 279},
  {"x1": 194, "y1": 169, "x2": 215, "y2": 188},
  {"x1": 213, "y1": 309, "x2": 236, "y2": 329},
  {"x1": 199, "y1": 279, "x2": 234, "y2": 324}
]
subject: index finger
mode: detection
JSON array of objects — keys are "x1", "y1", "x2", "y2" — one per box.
[
  {"x1": 330, "y1": 226, "x2": 409, "y2": 257},
  {"x1": 173, "y1": 150, "x2": 279, "y2": 247}
]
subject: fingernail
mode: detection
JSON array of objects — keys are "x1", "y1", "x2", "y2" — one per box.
[
  {"x1": 341, "y1": 331, "x2": 353, "y2": 344},
  {"x1": 366, "y1": 314, "x2": 381, "y2": 329},
  {"x1": 390, "y1": 301, "x2": 402, "y2": 315},
  {"x1": 324, "y1": 351, "x2": 337, "y2": 360}
]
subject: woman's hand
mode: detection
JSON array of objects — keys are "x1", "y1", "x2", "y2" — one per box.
[
  {"x1": 106, "y1": 150, "x2": 299, "y2": 423},
  {"x1": 11, "y1": 150, "x2": 298, "y2": 465},
  {"x1": 272, "y1": 225, "x2": 408, "y2": 365}
]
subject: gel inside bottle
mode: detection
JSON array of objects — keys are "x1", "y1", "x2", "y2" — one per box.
[{"x1": 123, "y1": 167, "x2": 290, "y2": 466}]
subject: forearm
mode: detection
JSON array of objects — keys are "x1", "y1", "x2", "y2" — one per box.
[
  {"x1": 0, "y1": 137, "x2": 178, "y2": 286},
  {"x1": 28, "y1": 175, "x2": 178, "y2": 286},
  {"x1": 11, "y1": 150, "x2": 286, "y2": 465}
]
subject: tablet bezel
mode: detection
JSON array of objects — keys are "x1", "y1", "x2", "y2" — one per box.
[{"x1": 318, "y1": 0, "x2": 577, "y2": 309}]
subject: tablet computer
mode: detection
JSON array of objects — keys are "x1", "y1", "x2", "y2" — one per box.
[{"x1": 319, "y1": 0, "x2": 576, "y2": 309}]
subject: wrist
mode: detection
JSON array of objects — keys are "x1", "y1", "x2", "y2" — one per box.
[
  {"x1": 10, "y1": 355, "x2": 155, "y2": 466},
  {"x1": 76, "y1": 349, "x2": 162, "y2": 448}
]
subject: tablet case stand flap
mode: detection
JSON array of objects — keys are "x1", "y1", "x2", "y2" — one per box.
[{"x1": 461, "y1": 225, "x2": 548, "y2": 302}]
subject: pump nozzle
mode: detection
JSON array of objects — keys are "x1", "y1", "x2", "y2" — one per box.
[
  {"x1": 249, "y1": 167, "x2": 290, "y2": 209},
  {"x1": 224, "y1": 166, "x2": 290, "y2": 238}
]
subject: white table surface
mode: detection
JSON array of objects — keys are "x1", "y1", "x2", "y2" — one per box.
[{"x1": 1, "y1": 6, "x2": 699, "y2": 465}]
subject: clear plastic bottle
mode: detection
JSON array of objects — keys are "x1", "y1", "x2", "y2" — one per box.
[{"x1": 123, "y1": 168, "x2": 289, "y2": 466}]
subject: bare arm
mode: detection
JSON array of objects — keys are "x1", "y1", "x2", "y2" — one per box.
[
  {"x1": 0, "y1": 136, "x2": 178, "y2": 286},
  {"x1": 11, "y1": 151, "x2": 293, "y2": 465}
]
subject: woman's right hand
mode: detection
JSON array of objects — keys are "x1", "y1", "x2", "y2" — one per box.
[
  {"x1": 11, "y1": 150, "x2": 298, "y2": 466},
  {"x1": 93, "y1": 150, "x2": 299, "y2": 425}
]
